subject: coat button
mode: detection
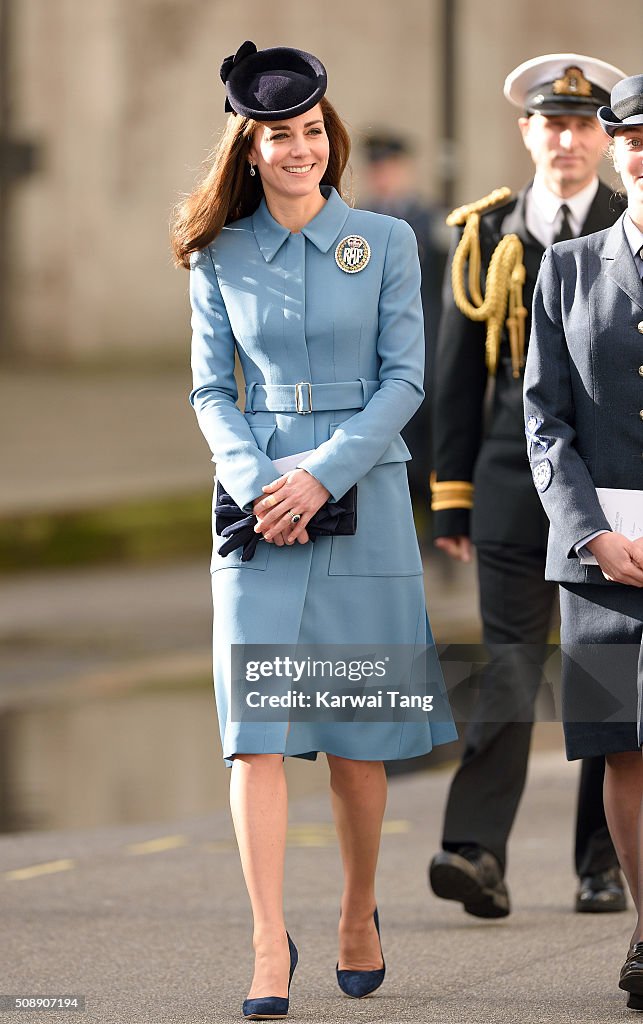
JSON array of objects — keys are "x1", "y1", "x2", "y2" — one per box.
[
  {"x1": 640, "y1": 366, "x2": 643, "y2": 376},
  {"x1": 640, "y1": 410, "x2": 643, "y2": 419},
  {"x1": 639, "y1": 322, "x2": 643, "y2": 334}
]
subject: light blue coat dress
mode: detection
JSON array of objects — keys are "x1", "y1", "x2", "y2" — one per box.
[{"x1": 189, "y1": 185, "x2": 457, "y2": 763}]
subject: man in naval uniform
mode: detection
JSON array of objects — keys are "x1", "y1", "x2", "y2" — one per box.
[{"x1": 428, "y1": 54, "x2": 628, "y2": 917}]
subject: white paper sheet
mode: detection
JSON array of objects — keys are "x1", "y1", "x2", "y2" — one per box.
[
  {"x1": 579, "y1": 488, "x2": 643, "y2": 565},
  {"x1": 272, "y1": 450, "x2": 316, "y2": 475}
]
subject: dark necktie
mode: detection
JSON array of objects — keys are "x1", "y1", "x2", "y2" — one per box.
[{"x1": 553, "y1": 203, "x2": 573, "y2": 243}]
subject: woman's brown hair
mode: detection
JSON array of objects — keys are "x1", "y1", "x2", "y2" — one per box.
[{"x1": 171, "y1": 97, "x2": 351, "y2": 269}]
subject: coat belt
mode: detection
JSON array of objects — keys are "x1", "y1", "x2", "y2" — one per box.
[{"x1": 245, "y1": 379, "x2": 380, "y2": 414}]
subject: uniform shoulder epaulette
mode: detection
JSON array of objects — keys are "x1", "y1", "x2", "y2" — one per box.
[
  {"x1": 446, "y1": 185, "x2": 526, "y2": 379},
  {"x1": 446, "y1": 187, "x2": 513, "y2": 228}
]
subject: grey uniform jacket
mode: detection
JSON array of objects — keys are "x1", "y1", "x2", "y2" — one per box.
[{"x1": 523, "y1": 213, "x2": 643, "y2": 585}]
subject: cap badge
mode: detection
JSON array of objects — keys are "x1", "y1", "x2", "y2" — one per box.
[
  {"x1": 553, "y1": 66, "x2": 592, "y2": 98},
  {"x1": 335, "y1": 235, "x2": 371, "y2": 274}
]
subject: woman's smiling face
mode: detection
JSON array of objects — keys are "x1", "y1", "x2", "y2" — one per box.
[{"x1": 249, "y1": 104, "x2": 330, "y2": 205}]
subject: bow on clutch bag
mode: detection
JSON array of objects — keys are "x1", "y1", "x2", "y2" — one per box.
[{"x1": 215, "y1": 481, "x2": 357, "y2": 562}]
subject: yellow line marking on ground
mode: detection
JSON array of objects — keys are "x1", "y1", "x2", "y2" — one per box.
[
  {"x1": 4, "y1": 859, "x2": 75, "y2": 881},
  {"x1": 126, "y1": 835, "x2": 189, "y2": 855},
  {"x1": 283, "y1": 820, "x2": 411, "y2": 848},
  {"x1": 381, "y1": 819, "x2": 411, "y2": 834},
  {"x1": 201, "y1": 840, "x2": 237, "y2": 852}
]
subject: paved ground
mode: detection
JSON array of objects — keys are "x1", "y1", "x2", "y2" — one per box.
[{"x1": 0, "y1": 750, "x2": 635, "y2": 1024}]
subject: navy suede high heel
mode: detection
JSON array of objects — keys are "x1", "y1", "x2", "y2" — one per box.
[
  {"x1": 242, "y1": 933, "x2": 298, "y2": 1020},
  {"x1": 336, "y1": 908, "x2": 386, "y2": 998}
]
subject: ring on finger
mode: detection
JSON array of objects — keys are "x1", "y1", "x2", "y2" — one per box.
[{"x1": 289, "y1": 511, "x2": 302, "y2": 524}]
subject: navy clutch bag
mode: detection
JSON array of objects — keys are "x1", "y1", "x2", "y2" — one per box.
[{"x1": 215, "y1": 481, "x2": 357, "y2": 562}]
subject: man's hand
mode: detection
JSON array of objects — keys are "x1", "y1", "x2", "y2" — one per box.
[
  {"x1": 434, "y1": 535, "x2": 473, "y2": 563},
  {"x1": 586, "y1": 533, "x2": 643, "y2": 587}
]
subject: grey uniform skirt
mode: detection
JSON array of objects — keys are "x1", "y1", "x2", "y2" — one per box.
[{"x1": 559, "y1": 584, "x2": 642, "y2": 761}]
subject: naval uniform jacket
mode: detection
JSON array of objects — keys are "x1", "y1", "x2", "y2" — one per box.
[
  {"x1": 523, "y1": 213, "x2": 643, "y2": 585},
  {"x1": 432, "y1": 181, "x2": 624, "y2": 548},
  {"x1": 189, "y1": 186, "x2": 457, "y2": 763}
]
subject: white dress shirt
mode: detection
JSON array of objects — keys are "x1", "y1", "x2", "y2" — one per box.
[{"x1": 526, "y1": 174, "x2": 600, "y2": 248}]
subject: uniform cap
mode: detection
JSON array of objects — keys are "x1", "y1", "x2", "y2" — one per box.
[
  {"x1": 504, "y1": 53, "x2": 626, "y2": 117},
  {"x1": 597, "y1": 74, "x2": 643, "y2": 136},
  {"x1": 362, "y1": 132, "x2": 412, "y2": 163}
]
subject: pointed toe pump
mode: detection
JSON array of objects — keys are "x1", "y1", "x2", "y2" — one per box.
[
  {"x1": 242, "y1": 933, "x2": 298, "y2": 1020},
  {"x1": 336, "y1": 908, "x2": 386, "y2": 998}
]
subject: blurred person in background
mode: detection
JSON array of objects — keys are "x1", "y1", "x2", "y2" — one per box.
[
  {"x1": 524, "y1": 72, "x2": 643, "y2": 1011},
  {"x1": 172, "y1": 40, "x2": 456, "y2": 1019},
  {"x1": 428, "y1": 54, "x2": 627, "y2": 920},
  {"x1": 360, "y1": 132, "x2": 448, "y2": 530}
]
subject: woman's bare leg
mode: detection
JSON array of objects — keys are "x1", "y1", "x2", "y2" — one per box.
[
  {"x1": 327, "y1": 755, "x2": 387, "y2": 970},
  {"x1": 603, "y1": 750, "x2": 643, "y2": 943},
  {"x1": 230, "y1": 753, "x2": 290, "y2": 998}
]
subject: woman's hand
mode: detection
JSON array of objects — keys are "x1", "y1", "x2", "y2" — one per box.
[
  {"x1": 253, "y1": 468, "x2": 331, "y2": 545},
  {"x1": 586, "y1": 533, "x2": 643, "y2": 587}
]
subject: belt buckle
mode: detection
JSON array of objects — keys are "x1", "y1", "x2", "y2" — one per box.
[{"x1": 295, "y1": 381, "x2": 313, "y2": 414}]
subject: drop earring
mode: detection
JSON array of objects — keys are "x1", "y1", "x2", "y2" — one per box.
[{"x1": 249, "y1": 163, "x2": 256, "y2": 177}]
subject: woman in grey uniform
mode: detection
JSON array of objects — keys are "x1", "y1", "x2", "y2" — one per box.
[
  {"x1": 524, "y1": 74, "x2": 643, "y2": 1012},
  {"x1": 172, "y1": 41, "x2": 455, "y2": 1018}
]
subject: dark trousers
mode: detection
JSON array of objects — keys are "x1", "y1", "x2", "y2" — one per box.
[{"x1": 442, "y1": 542, "x2": 617, "y2": 876}]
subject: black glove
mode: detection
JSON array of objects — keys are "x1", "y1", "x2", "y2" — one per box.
[
  {"x1": 216, "y1": 514, "x2": 261, "y2": 561},
  {"x1": 214, "y1": 480, "x2": 357, "y2": 562}
]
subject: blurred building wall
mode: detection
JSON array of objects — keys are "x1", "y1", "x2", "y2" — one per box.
[{"x1": 4, "y1": 0, "x2": 642, "y2": 361}]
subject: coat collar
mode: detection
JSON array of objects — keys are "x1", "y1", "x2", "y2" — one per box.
[
  {"x1": 602, "y1": 212, "x2": 643, "y2": 311},
  {"x1": 252, "y1": 185, "x2": 351, "y2": 262}
]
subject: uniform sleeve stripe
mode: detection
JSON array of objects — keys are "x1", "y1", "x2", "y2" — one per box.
[{"x1": 430, "y1": 478, "x2": 474, "y2": 511}]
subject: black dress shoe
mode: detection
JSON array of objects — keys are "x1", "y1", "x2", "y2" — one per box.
[
  {"x1": 620, "y1": 943, "x2": 643, "y2": 996},
  {"x1": 627, "y1": 992, "x2": 643, "y2": 1011},
  {"x1": 575, "y1": 866, "x2": 627, "y2": 913},
  {"x1": 428, "y1": 846, "x2": 510, "y2": 919}
]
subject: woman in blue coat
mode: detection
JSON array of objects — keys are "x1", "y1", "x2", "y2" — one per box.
[
  {"x1": 524, "y1": 74, "x2": 643, "y2": 1013},
  {"x1": 172, "y1": 41, "x2": 456, "y2": 1018}
]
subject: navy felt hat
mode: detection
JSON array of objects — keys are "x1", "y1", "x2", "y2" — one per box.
[
  {"x1": 598, "y1": 74, "x2": 643, "y2": 137},
  {"x1": 220, "y1": 40, "x2": 327, "y2": 121}
]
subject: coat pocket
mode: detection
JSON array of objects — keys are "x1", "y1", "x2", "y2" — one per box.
[
  {"x1": 248, "y1": 423, "x2": 277, "y2": 457},
  {"x1": 328, "y1": 423, "x2": 412, "y2": 467},
  {"x1": 210, "y1": 423, "x2": 277, "y2": 572},
  {"x1": 327, "y1": 461, "x2": 423, "y2": 577},
  {"x1": 375, "y1": 434, "x2": 412, "y2": 465}
]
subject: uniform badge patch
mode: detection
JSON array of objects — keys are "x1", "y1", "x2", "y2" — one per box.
[
  {"x1": 525, "y1": 416, "x2": 550, "y2": 453},
  {"x1": 533, "y1": 459, "x2": 553, "y2": 492},
  {"x1": 335, "y1": 235, "x2": 371, "y2": 274}
]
